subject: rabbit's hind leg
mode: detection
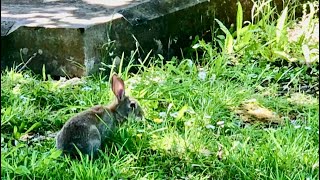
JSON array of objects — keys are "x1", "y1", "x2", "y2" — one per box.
[
  {"x1": 71, "y1": 125, "x2": 101, "y2": 158},
  {"x1": 56, "y1": 123, "x2": 101, "y2": 158},
  {"x1": 66, "y1": 124, "x2": 101, "y2": 157},
  {"x1": 84, "y1": 125, "x2": 102, "y2": 156}
]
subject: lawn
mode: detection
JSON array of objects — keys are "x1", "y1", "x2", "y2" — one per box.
[{"x1": 1, "y1": 1, "x2": 319, "y2": 180}]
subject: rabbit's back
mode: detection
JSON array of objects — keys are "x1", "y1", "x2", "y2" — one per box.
[
  {"x1": 96, "y1": 111, "x2": 116, "y2": 141},
  {"x1": 56, "y1": 111, "x2": 102, "y2": 156}
]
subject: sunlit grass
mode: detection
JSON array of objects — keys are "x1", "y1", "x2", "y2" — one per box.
[
  {"x1": 1, "y1": 52, "x2": 318, "y2": 179},
  {"x1": 1, "y1": 1, "x2": 319, "y2": 179}
]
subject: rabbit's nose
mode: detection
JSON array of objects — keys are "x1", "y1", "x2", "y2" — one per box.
[{"x1": 130, "y1": 101, "x2": 137, "y2": 109}]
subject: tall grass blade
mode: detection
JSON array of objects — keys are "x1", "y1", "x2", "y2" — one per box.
[
  {"x1": 236, "y1": 2, "x2": 243, "y2": 40},
  {"x1": 42, "y1": 65, "x2": 46, "y2": 81},
  {"x1": 276, "y1": 6, "x2": 288, "y2": 43}
]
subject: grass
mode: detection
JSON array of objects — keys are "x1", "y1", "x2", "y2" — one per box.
[{"x1": 1, "y1": 1, "x2": 319, "y2": 180}]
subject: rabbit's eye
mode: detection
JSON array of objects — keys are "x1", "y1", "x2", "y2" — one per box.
[{"x1": 130, "y1": 102, "x2": 137, "y2": 109}]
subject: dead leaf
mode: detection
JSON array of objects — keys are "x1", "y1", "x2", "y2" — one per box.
[
  {"x1": 19, "y1": 133, "x2": 35, "y2": 141},
  {"x1": 234, "y1": 99, "x2": 283, "y2": 124},
  {"x1": 19, "y1": 131, "x2": 58, "y2": 143},
  {"x1": 200, "y1": 148, "x2": 212, "y2": 157},
  {"x1": 57, "y1": 77, "x2": 84, "y2": 88},
  {"x1": 217, "y1": 144, "x2": 223, "y2": 160},
  {"x1": 312, "y1": 162, "x2": 319, "y2": 170},
  {"x1": 216, "y1": 121, "x2": 225, "y2": 127},
  {"x1": 287, "y1": 93, "x2": 318, "y2": 106}
]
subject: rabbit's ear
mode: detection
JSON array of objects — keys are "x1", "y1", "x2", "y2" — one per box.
[{"x1": 111, "y1": 74, "x2": 125, "y2": 101}]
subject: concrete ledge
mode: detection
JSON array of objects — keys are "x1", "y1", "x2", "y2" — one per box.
[{"x1": 1, "y1": 0, "x2": 284, "y2": 77}]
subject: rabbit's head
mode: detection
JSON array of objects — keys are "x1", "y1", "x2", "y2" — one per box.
[{"x1": 111, "y1": 74, "x2": 144, "y2": 121}]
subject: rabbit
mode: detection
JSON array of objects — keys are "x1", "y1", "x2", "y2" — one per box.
[{"x1": 56, "y1": 74, "x2": 143, "y2": 157}]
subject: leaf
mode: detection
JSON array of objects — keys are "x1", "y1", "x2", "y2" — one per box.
[
  {"x1": 302, "y1": 44, "x2": 311, "y2": 64},
  {"x1": 24, "y1": 122, "x2": 42, "y2": 134},
  {"x1": 15, "y1": 166, "x2": 31, "y2": 175},
  {"x1": 225, "y1": 35, "x2": 234, "y2": 54},
  {"x1": 276, "y1": 6, "x2": 288, "y2": 43},
  {"x1": 1, "y1": 159, "x2": 14, "y2": 171},
  {"x1": 238, "y1": 24, "x2": 250, "y2": 37},
  {"x1": 217, "y1": 35, "x2": 225, "y2": 40},
  {"x1": 13, "y1": 126, "x2": 21, "y2": 139},
  {"x1": 49, "y1": 150, "x2": 62, "y2": 159},
  {"x1": 1, "y1": 107, "x2": 14, "y2": 126},
  {"x1": 43, "y1": 158, "x2": 50, "y2": 166},
  {"x1": 101, "y1": 62, "x2": 108, "y2": 66},
  {"x1": 215, "y1": 19, "x2": 231, "y2": 37},
  {"x1": 157, "y1": 54, "x2": 164, "y2": 61},
  {"x1": 274, "y1": 51, "x2": 297, "y2": 62},
  {"x1": 236, "y1": 2, "x2": 243, "y2": 40},
  {"x1": 176, "y1": 105, "x2": 189, "y2": 120},
  {"x1": 18, "y1": 121, "x2": 26, "y2": 132},
  {"x1": 215, "y1": 19, "x2": 233, "y2": 54},
  {"x1": 192, "y1": 43, "x2": 201, "y2": 49}
]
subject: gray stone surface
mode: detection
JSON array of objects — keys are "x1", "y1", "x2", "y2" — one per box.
[
  {"x1": 1, "y1": 0, "x2": 144, "y2": 77},
  {"x1": 1, "y1": 0, "x2": 284, "y2": 77},
  {"x1": 1, "y1": 0, "x2": 144, "y2": 29},
  {"x1": 1, "y1": 21, "x2": 15, "y2": 36}
]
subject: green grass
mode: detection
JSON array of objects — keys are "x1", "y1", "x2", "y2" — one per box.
[{"x1": 1, "y1": 1, "x2": 319, "y2": 180}]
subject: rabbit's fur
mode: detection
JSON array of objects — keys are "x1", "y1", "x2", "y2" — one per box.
[{"x1": 56, "y1": 74, "x2": 143, "y2": 157}]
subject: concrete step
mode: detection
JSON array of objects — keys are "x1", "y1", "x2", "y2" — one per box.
[{"x1": 1, "y1": 0, "x2": 283, "y2": 77}]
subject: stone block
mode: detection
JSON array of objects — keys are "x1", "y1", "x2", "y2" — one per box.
[{"x1": 1, "y1": 0, "x2": 286, "y2": 77}]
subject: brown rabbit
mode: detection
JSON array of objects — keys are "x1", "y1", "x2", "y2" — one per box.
[{"x1": 56, "y1": 74, "x2": 143, "y2": 157}]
